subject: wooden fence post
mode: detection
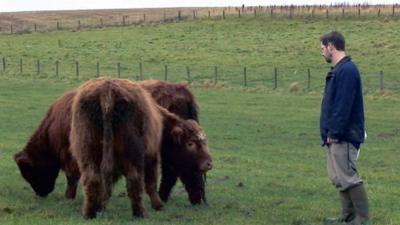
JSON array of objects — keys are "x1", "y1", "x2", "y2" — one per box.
[
  {"x1": 10, "y1": 24, "x2": 13, "y2": 34},
  {"x1": 34, "y1": 24, "x2": 37, "y2": 32},
  {"x1": 378, "y1": 8, "x2": 381, "y2": 17},
  {"x1": 243, "y1": 67, "x2": 247, "y2": 87},
  {"x1": 56, "y1": 60, "x2": 59, "y2": 79},
  {"x1": 393, "y1": 5, "x2": 395, "y2": 17},
  {"x1": 78, "y1": 20, "x2": 81, "y2": 29},
  {"x1": 193, "y1": 10, "x2": 196, "y2": 19},
  {"x1": 214, "y1": 66, "x2": 218, "y2": 84},
  {"x1": 117, "y1": 62, "x2": 121, "y2": 78},
  {"x1": 76, "y1": 61, "x2": 79, "y2": 79},
  {"x1": 223, "y1": 10, "x2": 226, "y2": 19},
  {"x1": 342, "y1": 8, "x2": 345, "y2": 18},
  {"x1": 178, "y1": 11, "x2": 181, "y2": 20},
  {"x1": 20, "y1": 59, "x2": 23, "y2": 74},
  {"x1": 307, "y1": 68, "x2": 311, "y2": 91},
  {"x1": 57, "y1": 21, "x2": 60, "y2": 30},
  {"x1": 326, "y1": 9, "x2": 329, "y2": 19},
  {"x1": 2, "y1": 57, "x2": 5, "y2": 71},
  {"x1": 37, "y1": 59, "x2": 41, "y2": 75},
  {"x1": 139, "y1": 62, "x2": 143, "y2": 80},
  {"x1": 164, "y1": 12, "x2": 167, "y2": 22},
  {"x1": 186, "y1": 66, "x2": 191, "y2": 84},
  {"x1": 96, "y1": 62, "x2": 100, "y2": 77},
  {"x1": 164, "y1": 64, "x2": 168, "y2": 81},
  {"x1": 100, "y1": 18, "x2": 104, "y2": 27}
]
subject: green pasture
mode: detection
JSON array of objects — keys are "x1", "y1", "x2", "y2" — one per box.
[
  {"x1": 0, "y1": 17, "x2": 400, "y2": 91},
  {"x1": 0, "y1": 78, "x2": 399, "y2": 225}
]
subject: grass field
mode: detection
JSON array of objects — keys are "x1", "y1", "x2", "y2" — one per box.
[
  {"x1": 0, "y1": 13, "x2": 400, "y2": 225},
  {"x1": 1, "y1": 16, "x2": 400, "y2": 92},
  {"x1": 0, "y1": 78, "x2": 399, "y2": 225}
]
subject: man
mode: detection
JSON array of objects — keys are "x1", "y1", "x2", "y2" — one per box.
[{"x1": 320, "y1": 31, "x2": 370, "y2": 225}]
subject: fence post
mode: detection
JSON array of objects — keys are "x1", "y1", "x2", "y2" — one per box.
[
  {"x1": 214, "y1": 66, "x2": 218, "y2": 84},
  {"x1": 178, "y1": 11, "x2": 181, "y2": 20},
  {"x1": 57, "y1": 21, "x2": 60, "y2": 30},
  {"x1": 223, "y1": 10, "x2": 226, "y2": 19},
  {"x1": 20, "y1": 59, "x2": 23, "y2": 74},
  {"x1": 378, "y1": 8, "x2": 381, "y2": 17},
  {"x1": 186, "y1": 66, "x2": 191, "y2": 84},
  {"x1": 193, "y1": 10, "x2": 196, "y2": 19},
  {"x1": 34, "y1": 24, "x2": 37, "y2": 32},
  {"x1": 36, "y1": 59, "x2": 41, "y2": 75},
  {"x1": 311, "y1": 9, "x2": 314, "y2": 18},
  {"x1": 254, "y1": 8, "x2": 257, "y2": 17},
  {"x1": 96, "y1": 62, "x2": 100, "y2": 77},
  {"x1": 393, "y1": 5, "x2": 395, "y2": 17},
  {"x1": 164, "y1": 12, "x2": 167, "y2": 22},
  {"x1": 78, "y1": 20, "x2": 81, "y2": 29},
  {"x1": 380, "y1": 70, "x2": 384, "y2": 91},
  {"x1": 139, "y1": 62, "x2": 143, "y2": 80},
  {"x1": 270, "y1": 8, "x2": 274, "y2": 18},
  {"x1": 55, "y1": 60, "x2": 59, "y2": 79},
  {"x1": 164, "y1": 64, "x2": 168, "y2": 81},
  {"x1": 2, "y1": 57, "x2": 5, "y2": 71},
  {"x1": 326, "y1": 9, "x2": 329, "y2": 19},
  {"x1": 10, "y1": 24, "x2": 13, "y2": 34},
  {"x1": 122, "y1": 16, "x2": 126, "y2": 26},
  {"x1": 358, "y1": 8, "x2": 361, "y2": 17},
  {"x1": 342, "y1": 8, "x2": 345, "y2": 18},
  {"x1": 243, "y1": 67, "x2": 247, "y2": 87},
  {"x1": 76, "y1": 61, "x2": 79, "y2": 79},
  {"x1": 117, "y1": 62, "x2": 121, "y2": 78},
  {"x1": 100, "y1": 18, "x2": 104, "y2": 27},
  {"x1": 307, "y1": 68, "x2": 311, "y2": 91},
  {"x1": 274, "y1": 67, "x2": 278, "y2": 90}
]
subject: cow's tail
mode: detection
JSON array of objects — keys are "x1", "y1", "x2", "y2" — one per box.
[{"x1": 100, "y1": 88, "x2": 114, "y2": 180}]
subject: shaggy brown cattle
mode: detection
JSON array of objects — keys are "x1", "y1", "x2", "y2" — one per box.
[
  {"x1": 14, "y1": 80, "x2": 211, "y2": 204},
  {"x1": 69, "y1": 78, "x2": 210, "y2": 218},
  {"x1": 139, "y1": 80, "x2": 208, "y2": 204}
]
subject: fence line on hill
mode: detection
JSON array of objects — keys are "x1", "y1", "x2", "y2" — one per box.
[
  {"x1": 0, "y1": 56, "x2": 398, "y2": 93},
  {"x1": 1, "y1": 4, "x2": 399, "y2": 35}
]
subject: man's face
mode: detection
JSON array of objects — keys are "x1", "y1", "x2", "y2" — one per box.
[{"x1": 320, "y1": 42, "x2": 333, "y2": 63}]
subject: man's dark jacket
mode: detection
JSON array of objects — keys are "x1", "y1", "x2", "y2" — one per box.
[{"x1": 320, "y1": 56, "x2": 365, "y2": 148}]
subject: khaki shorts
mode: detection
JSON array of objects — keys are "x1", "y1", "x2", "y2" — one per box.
[{"x1": 326, "y1": 142, "x2": 363, "y2": 191}]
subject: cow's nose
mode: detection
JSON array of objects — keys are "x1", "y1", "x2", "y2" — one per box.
[{"x1": 205, "y1": 160, "x2": 213, "y2": 171}]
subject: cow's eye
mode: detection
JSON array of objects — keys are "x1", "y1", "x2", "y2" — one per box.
[{"x1": 186, "y1": 141, "x2": 195, "y2": 150}]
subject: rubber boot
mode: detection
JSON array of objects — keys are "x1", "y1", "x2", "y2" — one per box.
[
  {"x1": 346, "y1": 183, "x2": 370, "y2": 225},
  {"x1": 324, "y1": 190, "x2": 355, "y2": 224}
]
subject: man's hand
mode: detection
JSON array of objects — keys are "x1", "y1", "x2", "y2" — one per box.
[{"x1": 327, "y1": 137, "x2": 338, "y2": 144}]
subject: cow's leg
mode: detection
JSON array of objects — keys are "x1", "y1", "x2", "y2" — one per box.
[
  {"x1": 158, "y1": 161, "x2": 178, "y2": 202},
  {"x1": 81, "y1": 168, "x2": 103, "y2": 219},
  {"x1": 145, "y1": 155, "x2": 163, "y2": 210},
  {"x1": 65, "y1": 160, "x2": 80, "y2": 199},
  {"x1": 180, "y1": 172, "x2": 204, "y2": 205},
  {"x1": 124, "y1": 162, "x2": 147, "y2": 218}
]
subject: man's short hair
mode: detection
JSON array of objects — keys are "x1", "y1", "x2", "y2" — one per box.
[{"x1": 320, "y1": 31, "x2": 345, "y2": 51}]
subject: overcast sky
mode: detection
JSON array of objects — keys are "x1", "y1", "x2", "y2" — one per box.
[{"x1": 0, "y1": 0, "x2": 398, "y2": 13}]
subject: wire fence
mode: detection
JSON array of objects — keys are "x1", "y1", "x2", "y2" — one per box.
[
  {"x1": 1, "y1": 56, "x2": 399, "y2": 93},
  {"x1": 1, "y1": 4, "x2": 400, "y2": 35}
]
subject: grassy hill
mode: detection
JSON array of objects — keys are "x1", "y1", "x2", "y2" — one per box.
[{"x1": 0, "y1": 16, "x2": 400, "y2": 92}]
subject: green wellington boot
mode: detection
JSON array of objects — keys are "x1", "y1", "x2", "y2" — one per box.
[
  {"x1": 346, "y1": 184, "x2": 370, "y2": 225},
  {"x1": 324, "y1": 190, "x2": 355, "y2": 224}
]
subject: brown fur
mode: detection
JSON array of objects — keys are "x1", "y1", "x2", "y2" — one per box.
[
  {"x1": 14, "y1": 79, "x2": 212, "y2": 207},
  {"x1": 70, "y1": 78, "x2": 210, "y2": 219}
]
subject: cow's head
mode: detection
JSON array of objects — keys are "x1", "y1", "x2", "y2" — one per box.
[
  {"x1": 14, "y1": 151, "x2": 60, "y2": 197},
  {"x1": 170, "y1": 119, "x2": 212, "y2": 204}
]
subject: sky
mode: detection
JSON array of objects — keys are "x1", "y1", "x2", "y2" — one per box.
[{"x1": 0, "y1": 0, "x2": 399, "y2": 13}]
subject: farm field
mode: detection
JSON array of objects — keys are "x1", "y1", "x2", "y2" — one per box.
[
  {"x1": 1, "y1": 9, "x2": 400, "y2": 225},
  {"x1": 0, "y1": 78, "x2": 399, "y2": 225}
]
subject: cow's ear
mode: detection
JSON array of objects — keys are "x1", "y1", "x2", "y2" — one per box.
[
  {"x1": 14, "y1": 152, "x2": 33, "y2": 177},
  {"x1": 171, "y1": 126, "x2": 183, "y2": 144}
]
